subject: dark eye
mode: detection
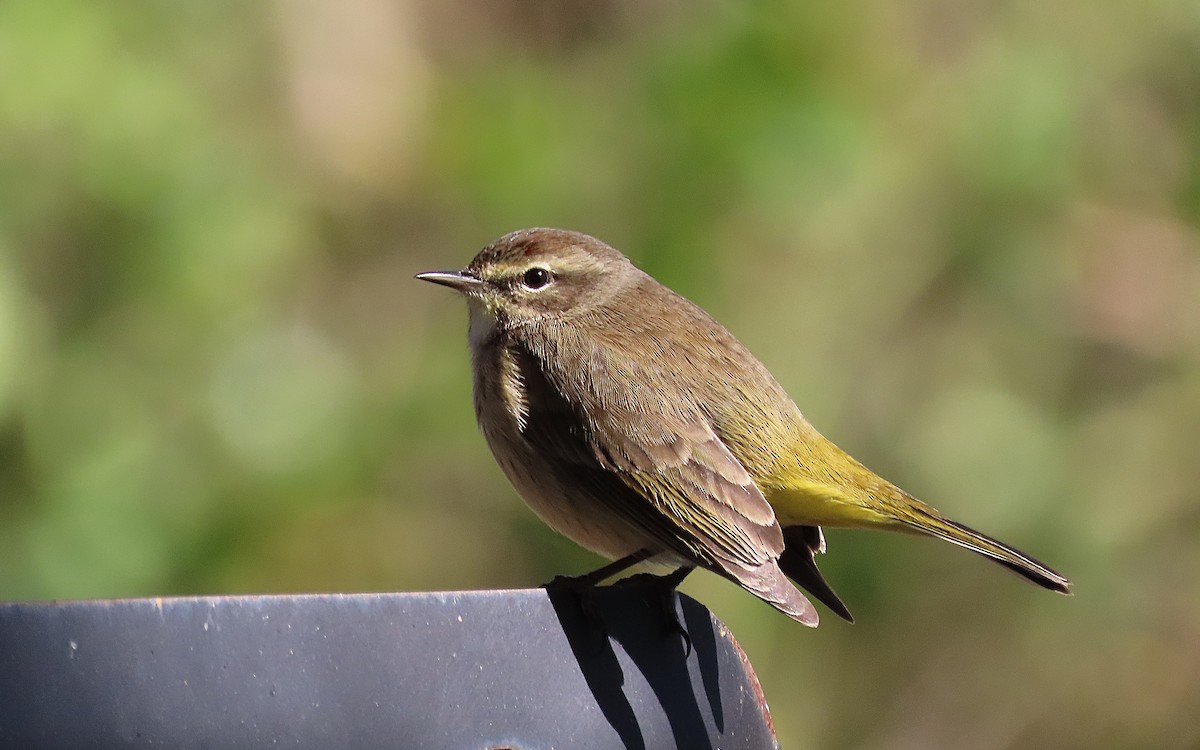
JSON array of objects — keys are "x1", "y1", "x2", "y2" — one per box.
[{"x1": 522, "y1": 267, "x2": 552, "y2": 289}]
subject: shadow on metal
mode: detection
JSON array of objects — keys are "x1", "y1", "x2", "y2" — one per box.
[
  {"x1": 546, "y1": 583, "x2": 765, "y2": 750},
  {"x1": 0, "y1": 589, "x2": 777, "y2": 749}
]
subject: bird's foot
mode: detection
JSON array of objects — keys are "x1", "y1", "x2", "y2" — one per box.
[
  {"x1": 544, "y1": 576, "x2": 610, "y2": 656},
  {"x1": 613, "y1": 567, "x2": 695, "y2": 656}
]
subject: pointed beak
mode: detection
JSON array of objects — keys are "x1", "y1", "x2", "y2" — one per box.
[{"x1": 415, "y1": 270, "x2": 485, "y2": 293}]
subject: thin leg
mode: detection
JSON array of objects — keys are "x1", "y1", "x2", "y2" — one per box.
[
  {"x1": 614, "y1": 564, "x2": 697, "y2": 655},
  {"x1": 658, "y1": 565, "x2": 697, "y2": 656},
  {"x1": 542, "y1": 550, "x2": 654, "y2": 657},
  {"x1": 611, "y1": 563, "x2": 695, "y2": 591},
  {"x1": 543, "y1": 549, "x2": 654, "y2": 589},
  {"x1": 658, "y1": 565, "x2": 694, "y2": 590}
]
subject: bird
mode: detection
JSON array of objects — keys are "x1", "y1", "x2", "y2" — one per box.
[{"x1": 417, "y1": 228, "x2": 1071, "y2": 626}]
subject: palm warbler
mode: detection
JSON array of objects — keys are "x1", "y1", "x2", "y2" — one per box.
[{"x1": 417, "y1": 228, "x2": 1071, "y2": 625}]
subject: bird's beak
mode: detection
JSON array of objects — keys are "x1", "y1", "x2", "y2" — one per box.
[{"x1": 415, "y1": 270, "x2": 485, "y2": 293}]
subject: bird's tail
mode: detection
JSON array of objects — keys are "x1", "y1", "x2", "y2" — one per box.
[
  {"x1": 737, "y1": 562, "x2": 822, "y2": 627},
  {"x1": 894, "y1": 499, "x2": 1072, "y2": 594},
  {"x1": 778, "y1": 525, "x2": 854, "y2": 623}
]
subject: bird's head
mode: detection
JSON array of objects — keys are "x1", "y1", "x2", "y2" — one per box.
[{"x1": 417, "y1": 228, "x2": 639, "y2": 329}]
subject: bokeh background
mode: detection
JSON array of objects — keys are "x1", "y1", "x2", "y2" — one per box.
[{"x1": 2, "y1": 1, "x2": 1199, "y2": 747}]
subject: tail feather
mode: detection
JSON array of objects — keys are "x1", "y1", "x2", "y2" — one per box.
[
  {"x1": 903, "y1": 505, "x2": 1072, "y2": 594},
  {"x1": 778, "y1": 526, "x2": 854, "y2": 623},
  {"x1": 740, "y1": 563, "x2": 821, "y2": 627}
]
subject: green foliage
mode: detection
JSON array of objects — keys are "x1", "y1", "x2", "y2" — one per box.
[{"x1": 2, "y1": 1, "x2": 1199, "y2": 747}]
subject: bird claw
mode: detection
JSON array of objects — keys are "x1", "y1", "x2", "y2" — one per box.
[
  {"x1": 544, "y1": 576, "x2": 611, "y2": 656},
  {"x1": 546, "y1": 561, "x2": 696, "y2": 656},
  {"x1": 610, "y1": 568, "x2": 694, "y2": 656}
]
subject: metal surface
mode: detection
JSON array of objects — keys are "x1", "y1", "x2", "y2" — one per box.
[{"x1": 0, "y1": 587, "x2": 779, "y2": 749}]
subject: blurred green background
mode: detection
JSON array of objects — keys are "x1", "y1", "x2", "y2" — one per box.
[{"x1": 2, "y1": 0, "x2": 1199, "y2": 747}]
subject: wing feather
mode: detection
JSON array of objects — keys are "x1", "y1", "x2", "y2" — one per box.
[{"x1": 512, "y1": 335, "x2": 783, "y2": 575}]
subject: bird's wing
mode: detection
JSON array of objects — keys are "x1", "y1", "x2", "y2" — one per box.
[
  {"x1": 512, "y1": 339, "x2": 814, "y2": 622},
  {"x1": 593, "y1": 413, "x2": 784, "y2": 571}
]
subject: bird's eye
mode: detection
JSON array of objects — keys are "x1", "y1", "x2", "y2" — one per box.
[{"x1": 521, "y1": 267, "x2": 552, "y2": 290}]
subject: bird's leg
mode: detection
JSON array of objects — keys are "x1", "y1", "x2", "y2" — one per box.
[
  {"x1": 543, "y1": 549, "x2": 654, "y2": 589},
  {"x1": 543, "y1": 550, "x2": 655, "y2": 655},
  {"x1": 615, "y1": 564, "x2": 696, "y2": 656}
]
